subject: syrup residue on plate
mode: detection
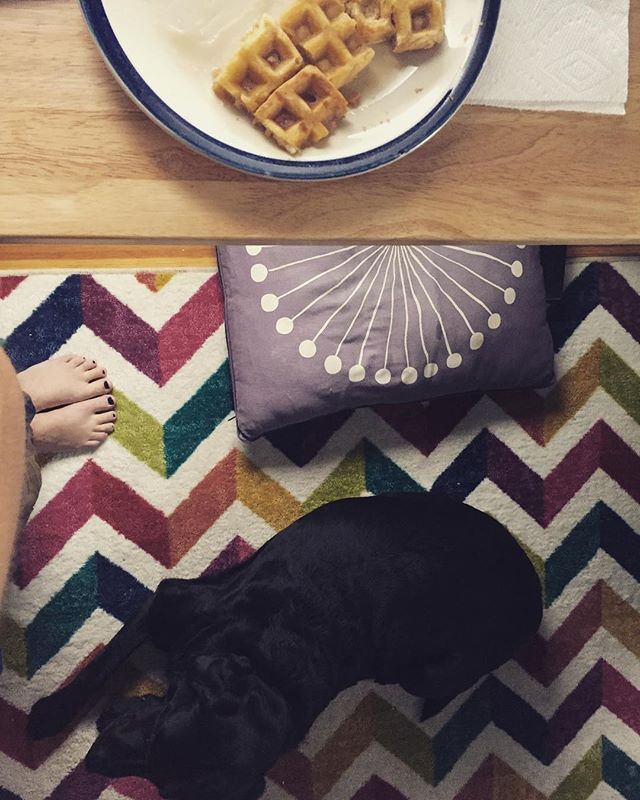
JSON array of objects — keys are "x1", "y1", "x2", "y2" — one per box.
[{"x1": 152, "y1": 0, "x2": 290, "y2": 68}]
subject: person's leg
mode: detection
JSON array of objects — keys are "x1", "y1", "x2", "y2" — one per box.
[
  {"x1": 18, "y1": 393, "x2": 42, "y2": 532},
  {"x1": 0, "y1": 350, "x2": 26, "y2": 600},
  {"x1": 0, "y1": 350, "x2": 117, "y2": 600}
]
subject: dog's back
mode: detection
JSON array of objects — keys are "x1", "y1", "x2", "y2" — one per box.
[{"x1": 146, "y1": 494, "x2": 542, "y2": 717}]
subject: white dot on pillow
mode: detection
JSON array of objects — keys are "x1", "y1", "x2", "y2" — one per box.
[
  {"x1": 488, "y1": 313, "x2": 502, "y2": 330},
  {"x1": 447, "y1": 353, "x2": 463, "y2": 369},
  {"x1": 261, "y1": 294, "x2": 279, "y2": 312},
  {"x1": 246, "y1": 245, "x2": 263, "y2": 256},
  {"x1": 470, "y1": 332, "x2": 484, "y2": 350},
  {"x1": 375, "y1": 368, "x2": 391, "y2": 385},
  {"x1": 299, "y1": 340, "x2": 316, "y2": 358},
  {"x1": 251, "y1": 263, "x2": 268, "y2": 283},
  {"x1": 511, "y1": 260, "x2": 523, "y2": 278},
  {"x1": 401, "y1": 367, "x2": 418, "y2": 384},
  {"x1": 276, "y1": 317, "x2": 294, "y2": 334},
  {"x1": 324, "y1": 355, "x2": 342, "y2": 374},
  {"x1": 349, "y1": 364, "x2": 366, "y2": 383},
  {"x1": 424, "y1": 363, "x2": 438, "y2": 379},
  {"x1": 504, "y1": 288, "x2": 517, "y2": 305}
]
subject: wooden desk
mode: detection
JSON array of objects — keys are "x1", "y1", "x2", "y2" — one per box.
[{"x1": 1, "y1": 0, "x2": 638, "y2": 244}]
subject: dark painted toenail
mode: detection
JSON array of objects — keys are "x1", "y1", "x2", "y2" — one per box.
[
  {"x1": 108, "y1": 397, "x2": 114, "y2": 405},
  {"x1": 104, "y1": 381, "x2": 109, "y2": 389},
  {"x1": 102, "y1": 370, "x2": 106, "y2": 375},
  {"x1": 113, "y1": 413, "x2": 116, "y2": 419}
]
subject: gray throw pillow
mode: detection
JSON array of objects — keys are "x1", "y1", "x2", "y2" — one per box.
[{"x1": 217, "y1": 245, "x2": 555, "y2": 441}]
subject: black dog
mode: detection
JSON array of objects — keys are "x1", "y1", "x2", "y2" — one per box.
[{"x1": 29, "y1": 493, "x2": 542, "y2": 800}]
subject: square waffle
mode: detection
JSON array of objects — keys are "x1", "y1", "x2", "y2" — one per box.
[
  {"x1": 213, "y1": 15, "x2": 304, "y2": 114},
  {"x1": 281, "y1": 0, "x2": 375, "y2": 88},
  {"x1": 391, "y1": 0, "x2": 444, "y2": 52},
  {"x1": 345, "y1": 0, "x2": 394, "y2": 44},
  {"x1": 283, "y1": 0, "x2": 345, "y2": 37},
  {"x1": 254, "y1": 65, "x2": 349, "y2": 154}
]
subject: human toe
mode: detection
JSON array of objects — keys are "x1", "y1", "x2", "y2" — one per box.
[
  {"x1": 78, "y1": 377, "x2": 113, "y2": 404},
  {"x1": 96, "y1": 409, "x2": 116, "y2": 425},
  {"x1": 82, "y1": 366, "x2": 106, "y2": 383},
  {"x1": 85, "y1": 395, "x2": 116, "y2": 415},
  {"x1": 87, "y1": 432, "x2": 109, "y2": 447}
]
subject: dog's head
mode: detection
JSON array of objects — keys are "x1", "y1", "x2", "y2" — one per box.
[{"x1": 86, "y1": 653, "x2": 291, "y2": 800}]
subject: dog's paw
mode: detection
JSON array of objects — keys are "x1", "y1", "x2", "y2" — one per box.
[{"x1": 28, "y1": 694, "x2": 68, "y2": 740}]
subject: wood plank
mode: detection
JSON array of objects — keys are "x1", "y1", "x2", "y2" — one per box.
[
  {"x1": 0, "y1": 243, "x2": 217, "y2": 271},
  {"x1": 1, "y1": 243, "x2": 636, "y2": 273},
  {"x1": 566, "y1": 245, "x2": 640, "y2": 260},
  {"x1": 0, "y1": 0, "x2": 638, "y2": 242}
]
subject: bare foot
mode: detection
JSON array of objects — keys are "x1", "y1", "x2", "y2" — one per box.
[
  {"x1": 18, "y1": 354, "x2": 112, "y2": 412},
  {"x1": 30, "y1": 396, "x2": 117, "y2": 453}
]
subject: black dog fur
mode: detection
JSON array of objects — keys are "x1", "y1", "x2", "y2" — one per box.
[{"x1": 29, "y1": 493, "x2": 542, "y2": 800}]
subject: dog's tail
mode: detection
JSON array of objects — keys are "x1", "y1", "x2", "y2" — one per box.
[{"x1": 28, "y1": 595, "x2": 154, "y2": 740}]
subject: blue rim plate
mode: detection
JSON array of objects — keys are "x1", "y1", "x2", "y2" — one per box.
[{"x1": 79, "y1": 0, "x2": 501, "y2": 181}]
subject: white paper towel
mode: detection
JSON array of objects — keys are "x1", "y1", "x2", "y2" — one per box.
[{"x1": 468, "y1": 0, "x2": 630, "y2": 115}]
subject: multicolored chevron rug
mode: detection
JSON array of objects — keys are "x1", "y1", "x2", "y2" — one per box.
[{"x1": 0, "y1": 257, "x2": 638, "y2": 800}]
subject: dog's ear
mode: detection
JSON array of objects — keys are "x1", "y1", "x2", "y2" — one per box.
[
  {"x1": 85, "y1": 695, "x2": 164, "y2": 778},
  {"x1": 150, "y1": 654, "x2": 291, "y2": 774},
  {"x1": 87, "y1": 656, "x2": 290, "y2": 795}
]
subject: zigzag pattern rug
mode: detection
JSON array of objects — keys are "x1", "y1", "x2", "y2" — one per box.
[{"x1": 0, "y1": 257, "x2": 638, "y2": 800}]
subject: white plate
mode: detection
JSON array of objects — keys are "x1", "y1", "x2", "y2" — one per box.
[{"x1": 80, "y1": 0, "x2": 500, "y2": 179}]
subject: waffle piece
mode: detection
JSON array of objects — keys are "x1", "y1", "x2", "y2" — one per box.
[
  {"x1": 213, "y1": 15, "x2": 304, "y2": 114},
  {"x1": 283, "y1": 0, "x2": 345, "y2": 37},
  {"x1": 345, "y1": 0, "x2": 394, "y2": 43},
  {"x1": 391, "y1": 0, "x2": 444, "y2": 52},
  {"x1": 254, "y1": 66, "x2": 349, "y2": 154},
  {"x1": 281, "y1": 0, "x2": 375, "y2": 88}
]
